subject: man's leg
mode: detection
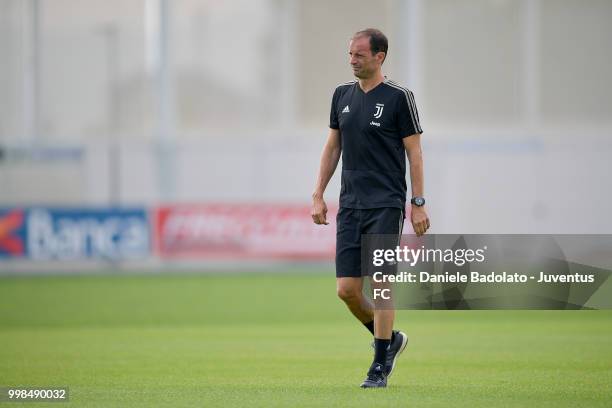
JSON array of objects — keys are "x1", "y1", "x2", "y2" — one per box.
[
  {"x1": 368, "y1": 277, "x2": 394, "y2": 384},
  {"x1": 336, "y1": 209, "x2": 376, "y2": 335},
  {"x1": 336, "y1": 277, "x2": 374, "y2": 325},
  {"x1": 360, "y1": 208, "x2": 408, "y2": 388},
  {"x1": 359, "y1": 281, "x2": 393, "y2": 389},
  {"x1": 372, "y1": 298, "x2": 394, "y2": 340}
]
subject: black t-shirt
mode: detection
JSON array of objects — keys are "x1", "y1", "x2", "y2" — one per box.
[{"x1": 329, "y1": 79, "x2": 423, "y2": 209}]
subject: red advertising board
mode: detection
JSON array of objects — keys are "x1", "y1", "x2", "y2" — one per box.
[
  {"x1": 154, "y1": 204, "x2": 337, "y2": 260},
  {"x1": 0, "y1": 209, "x2": 26, "y2": 258}
]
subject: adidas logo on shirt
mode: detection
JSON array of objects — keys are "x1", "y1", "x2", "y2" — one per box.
[{"x1": 342, "y1": 105, "x2": 350, "y2": 113}]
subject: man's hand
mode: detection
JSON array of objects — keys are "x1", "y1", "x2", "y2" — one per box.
[
  {"x1": 411, "y1": 207, "x2": 430, "y2": 236},
  {"x1": 311, "y1": 196, "x2": 329, "y2": 225}
]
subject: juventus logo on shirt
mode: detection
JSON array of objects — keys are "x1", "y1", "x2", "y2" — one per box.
[{"x1": 373, "y1": 103, "x2": 384, "y2": 118}]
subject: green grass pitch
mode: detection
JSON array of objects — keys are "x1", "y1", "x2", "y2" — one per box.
[{"x1": 1, "y1": 271, "x2": 611, "y2": 407}]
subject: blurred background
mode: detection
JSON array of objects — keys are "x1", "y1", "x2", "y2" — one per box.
[
  {"x1": 1, "y1": 4, "x2": 612, "y2": 406},
  {"x1": 1, "y1": 0, "x2": 612, "y2": 271}
]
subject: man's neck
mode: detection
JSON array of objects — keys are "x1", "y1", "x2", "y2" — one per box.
[{"x1": 358, "y1": 72, "x2": 385, "y2": 93}]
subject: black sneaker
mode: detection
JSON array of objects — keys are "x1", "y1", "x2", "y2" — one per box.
[
  {"x1": 385, "y1": 330, "x2": 408, "y2": 377},
  {"x1": 360, "y1": 362, "x2": 387, "y2": 388}
]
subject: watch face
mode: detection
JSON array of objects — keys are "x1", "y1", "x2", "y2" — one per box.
[{"x1": 414, "y1": 197, "x2": 425, "y2": 206}]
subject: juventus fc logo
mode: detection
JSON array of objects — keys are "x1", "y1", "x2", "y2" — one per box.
[{"x1": 373, "y1": 103, "x2": 384, "y2": 118}]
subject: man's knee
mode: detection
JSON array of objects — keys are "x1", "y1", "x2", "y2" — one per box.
[{"x1": 337, "y1": 284, "x2": 361, "y2": 303}]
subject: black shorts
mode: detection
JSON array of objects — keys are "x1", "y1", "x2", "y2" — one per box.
[{"x1": 335, "y1": 207, "x2": 404, "y2": 278}]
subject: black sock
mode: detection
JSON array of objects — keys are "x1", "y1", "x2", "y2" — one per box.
[
  {"x1": 374, "y1": 338, "x2": 391, "y2": 366},
  {"x1": 363, "y1": 320, "x2": 375, "y2": 336}
]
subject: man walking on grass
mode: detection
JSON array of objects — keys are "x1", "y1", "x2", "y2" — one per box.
[{"x1": 311, "y1": 28, "x2": 429, "y2": 388}]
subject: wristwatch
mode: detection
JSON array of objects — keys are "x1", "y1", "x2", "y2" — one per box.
[{"x1": 410, "y1": 197, "x2": 426, "y2": 207}]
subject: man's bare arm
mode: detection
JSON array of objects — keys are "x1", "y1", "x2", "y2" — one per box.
[
  {"x1": 312, "y1": 128, "x2": 342, "y2": 225},
  {"x1": 403, "y1": 133, "x2": 430, "y2": 236}
]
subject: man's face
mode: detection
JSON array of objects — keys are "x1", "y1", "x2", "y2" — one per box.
[{"x1": 349, "y1": 36, "x2": 383, "y2": 79}]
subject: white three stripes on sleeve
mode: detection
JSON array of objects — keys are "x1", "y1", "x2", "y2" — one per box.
[{"x1": 385, "y1": 80, "x2": 422, "y2": 134}]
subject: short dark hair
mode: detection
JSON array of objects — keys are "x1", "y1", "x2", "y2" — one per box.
[{"x1": 353, "y1": 28, "x2": 388, "y2": 62}]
